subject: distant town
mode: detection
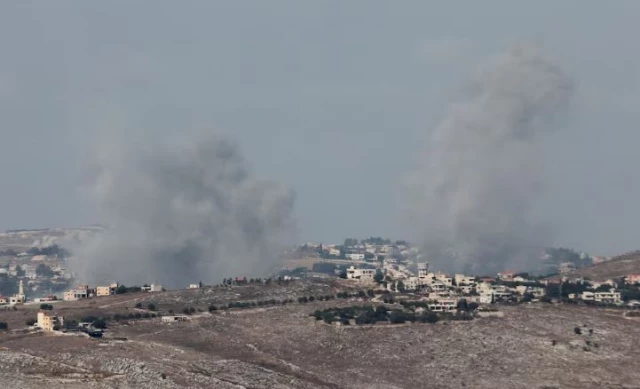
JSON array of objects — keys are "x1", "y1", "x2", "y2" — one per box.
[{"x1": 3, "y1": 230, "x2": 640, "y2": 337}]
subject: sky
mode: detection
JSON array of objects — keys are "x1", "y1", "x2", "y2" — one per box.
[{"x1": 0, "y1": 1, "x2": 639, "y2": 256}]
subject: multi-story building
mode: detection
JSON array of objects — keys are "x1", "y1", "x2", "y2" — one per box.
[
  {"x1": 404, "y1": 277, "x2": 420, "y2": 291},
  {"x1": 454, "y1": 274, "x2": 475, "y2": 286},
  {"x1": 428, "y1": 299, "x2": 457, "y2": 312},
  {"x1": 64, "y1": 285, "x2": 93, "y2": 301},
  {"x1": 346, "y1": 266, "x2": 376, "y2": 282},
  {"x1": 96, "y1": 283, "x2": 118, "y2": 297},
  {"x1": 436, "y1": 272, "x2": 453, "y2": 287},
  {"x1": 594, "y1": 289, "x2": 622, "y2": 304},
  {"x1": 37, "y1": 311, "x2": 64, "y2": 331},
  {"x1": 626, "y1": 274, "x2": 640, "y2": 285},
  {"x1": 345, "y1": 253, "x2": 365, "y2": 261}
]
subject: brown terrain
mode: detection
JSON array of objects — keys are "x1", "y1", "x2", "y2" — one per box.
[{"x1": 1, "y1": 278, "x2": 640, "y2": 388}]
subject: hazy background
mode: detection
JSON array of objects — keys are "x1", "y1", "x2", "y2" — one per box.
[{"x1": 0, "y1": 1, "x2": 639, "y2": 256}]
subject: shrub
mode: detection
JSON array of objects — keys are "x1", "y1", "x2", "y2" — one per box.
[
  {"x1": 147, "y1": 303, "x2": 156, "y2": 311},
  {"x1": 135, "y1": 302, "x2": 142, "y2": 309},
  {"x1": 297, "y1": 296, "x2": 308, "y2": 303},
  {"x1": 308, "y1": 296, "x2": 315, "y2": 302},
  {"x1": 574, "y1": 327, "x2": 582, "y2": 335},
  {"x1": 134, "y1": 313, "x2": 142, "y2": 319},
  {"x1": 313, "y1": 310, "x2": 323, "y2": 320},
  {"x1": 0, "y1": 322, "x2": 8, "y2": 330},
  {"x1": 26, "y1": 318, "x2": 37, "y2": 326},
  {"x1": 208, "y1": 305, "x2": 217, "y2": 312},
  {"x1": 40, "y1": 303, "x2": 53, "y2": 310},
  {"x1": 322, "y1": 312, "x2": 334, "y2": 324},
  {"x1": 93, "y1": 319, "x2": 107, "y2": 329},
  {"x1": 389, "y1": 311, "x2": 406, "y2": 324}
]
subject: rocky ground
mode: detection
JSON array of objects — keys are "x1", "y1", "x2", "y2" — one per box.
[{"x1": 2, "y1": 281, "x2": 640, "y2": 388}]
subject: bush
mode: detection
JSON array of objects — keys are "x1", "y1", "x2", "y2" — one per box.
[
  {"x1": 389, "y1": 311, "x2": 406, "y2": 324},
  {"x1": 93, "y1": 319, "x2": 107, "y2": 329},
  {"x1": 208, "y1": 305, "x2": 217, "y2": 312},
  {"x1": 26, "y1": 318, "x2": 37, "y2": 326},
  {"x1": 0, "y1": 322, "x2": 7, "y2": 330},
  {"x1": 135, "y1": 302, "x2": 142, "y2": 309},
  {"x1": 297, "y1": 296, "x2": 308, "y2": 303},
  {"x1": 40, "y1": 303, "x2": 53, "y2": 310},
  {"x1": 148, "y1": 303, "x2": 156, "y2": 311},
  {"x1": 322, "y1": 312, "x2": 334, "y2": 324},
  {"x1": 574, "y1": 327, "x2": 582, "y2": 335}
]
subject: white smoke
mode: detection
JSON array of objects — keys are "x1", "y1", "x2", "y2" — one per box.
[
  {"x1": 406, "y1": 44, "x2": 574, "y2": 274},
  {"x1": 69, "y1": 134, "x2": 295, "y2": 288}
]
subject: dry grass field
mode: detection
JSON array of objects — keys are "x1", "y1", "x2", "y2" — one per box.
[{"x1": 2, "y1": 280, "x2": 640, "y2": 388}]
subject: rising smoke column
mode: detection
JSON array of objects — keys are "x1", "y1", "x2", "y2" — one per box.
[
  {"x1": 406, "y1": 44, "x2": 573, "y2": 274},
  {"x1": 70, "y1": 135, "x2": 295, "y2": 288}
]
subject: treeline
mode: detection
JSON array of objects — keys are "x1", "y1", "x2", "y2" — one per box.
[{"x1": 311, "y1": 305, "x2": 442, "y2": 325}]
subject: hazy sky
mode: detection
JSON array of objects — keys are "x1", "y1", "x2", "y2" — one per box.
[{"x1": 1, "y1": 1, "x2": 639, "y2": 256}]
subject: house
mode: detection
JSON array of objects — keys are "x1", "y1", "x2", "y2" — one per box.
[
  {"x1": 594, "y1": 289, "x2": 622, "y2": 304},
  {"x1": 559, "y1": 262, "x2": 576, "y2": 274},
  {"x1": 345, "y1": 253, "x2": 365, "y2": 261},
  {"x1": 64, "y1": 285, "x2": 92, "y2": 301},
  {"x1": 404, "y1": 277, "x2": 420, "y2": 291},
  {"x1": 580, "y1": 291, "x2": 595, "y2": 301},
  {"x1": 346, "y1": 266, "x2": 376, "y2": 282},
  {"x1": 435, "y1": 273, "x2": 453, "y2": 287},
  {"x1": 427, "y1": 299, "x2": 457, "y2": 312},
  {"x1": 0, "y1": 296, "x2": 6, "y2": 304},
  {"x1": 328, "y1": 248, "x2": 341, "y2": 257},
  {"x1": 141, "y1": 284, "x2": 163, "y2": 292},
  {"x1": 188, "y1": 284, "x2": 201, "y2": 289},
  {"x1": 36, "y1": 311, "x2": 64, "y2": 331},
  {"x1": 497, "y1": 271, "x2": 516, "y2": 281},
  {"x1": 454, "y1": 274, "x2": 475, "y2": 286},
  {"x1": 161, "y1": 315, "x2": 190, "y2": 323},
  {"x1": 429, "y1": 281, "x2": 447, "y2": 293},
  {"x1": 626, "y1": 274, "x2": 640, "y2": 285},
  {"x1": 512, "y1": 276, "x2": 534, "y2": 283},
  {"x1": 96, "y1": 283, "x2": 118, "y2": 297}
]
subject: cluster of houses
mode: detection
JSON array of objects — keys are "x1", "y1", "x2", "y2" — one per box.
[
  {"x1": 345, "y1": 263, "x2": 640, "y2": 309},
  {"x1": 63, "y1": 283, "x2": 163, "y2": 301}
]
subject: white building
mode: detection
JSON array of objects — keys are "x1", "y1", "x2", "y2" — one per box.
[
  {"x1": 454, "y1": 274, "x2": 475, "y2": 286},
  {"x1": 345, "y1": 253, "x2": 365, "y2": 261},
  {"x1": 188, "y1": 284, "x2": 200, "y2": 289},
  {"x1": 435, "y1": 272, "x2": 453, "y2": 287},
  {"x1": 594, "y1": 289, "x2": 622, "y2": 304},
  {"x1": 404, "y1": 277, "x2": 420, "y2": 291},
  {"x1": 328, "y1": 248, "x2": 341, "y2": 257},
  {"x1": 161, "y1": 315, "x2": 190, "y2": 323},
  {"x1": 346, "y1": 266, "x2": 376, "y2": 282},
  {"x1": 428, "y1": 299, "x2": 457, "y2": 312}
]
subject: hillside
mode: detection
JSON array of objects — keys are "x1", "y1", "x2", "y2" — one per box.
[
  {"x1": 2, "y1": 280, "x2": 640, "y2": 388},
  {"x1": 551, "y1": 250, "x2": 640, "y2": 281}
]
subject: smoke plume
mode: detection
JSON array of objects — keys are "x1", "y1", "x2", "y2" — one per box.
[
  {"x1": 69, "y1": 134, "x2": 295, "y2": 288},
  {"x1": 406, "y1": 44, "x2": 573, "y2": 274}
]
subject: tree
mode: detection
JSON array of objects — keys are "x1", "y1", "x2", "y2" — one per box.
[
  {"x1": 36, "y1": 264, "x2": 55, "y2": 278},
  {"x1": 92, "y1": 319, "x2": 107, "y2": 329},
  {"x1": 135, "y1": 302, "x2": 142, "y2": 309},
  {"x1": 0, "y1": 322, "x2": 8, "y2": 330},
  {"x1": 574, "y1": 327, "x2": 582, "y2": 335},
  {"x1": 40, "y1": 303, "x2": 53, "y2": 310},
  {"x1": 344, "y1": 238, "x2": 359, "y2": 247},
  {"x1": 374, "y1": 269, "x2": 384, "y2": 284},
  {"x1": 389, "y1": 311, "x2": 406, "y2": 324},
  {"x1": 339, "y1": 269, "x2": 347, "y2": 279},
  {"x1": 147, "y1": 303, "x2": 156, "y2": 311},
  {"x1": 16, "y1": 265, "x2": 25, "y2": 277},
  {"x1": 26, "y1": 318, "x2": 36, "y2": 326},
  {"x1": 116, "y1": 285, "x2": 128, "y2": 294},
  {"x1": 322, "y1": 312, "x2": 334, "y2": 324},
  {"x1": 208, "y1": 305, "x2": 217, "y2": 312},
  {"x1": 396, "y1": 281, "x2": 406, "y2": 293}
]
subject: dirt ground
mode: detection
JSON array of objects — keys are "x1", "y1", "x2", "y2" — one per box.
[{"x1": 2, "y1": 281, "x2": 640, "y2": 388}]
